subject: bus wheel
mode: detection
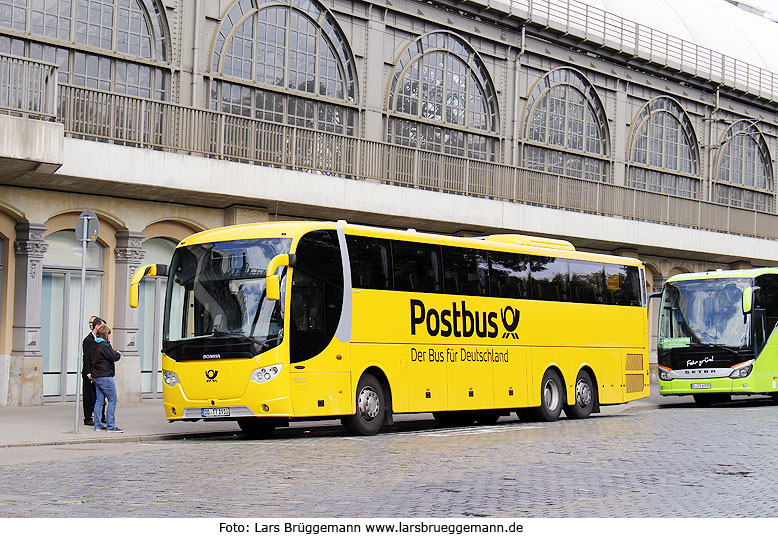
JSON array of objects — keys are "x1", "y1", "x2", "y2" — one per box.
[
  {"x1": 343, "y1": 373, "x2": 385, "y2": 436},
  {"x1": 563, "y1": 371, "x2": 595, "y2": 419},
  {"x1": 237, "y1": 418, "x2": 276, "y2": 438},
  {"x1": 533, "y1": 370, "x2": 564, "y2": 422}
]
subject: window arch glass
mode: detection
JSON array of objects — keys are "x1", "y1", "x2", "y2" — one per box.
[
  {"x1": 715, "y1": 120, "x2": 774, "y2": 212},
  {"x1": 209, "y1": 0, "x2": 358, "y2": 135},
  {"x1": 387, "y1": 32, "x2": 499, "y2": 161},
  {"x1": 0, "y1": 0, "x2": 169, "y2": 99},
  {"x1": 40, "y1": 230, "x2": 104, "y2": 400},
  {"x1": 523, "y1": 68, "x2": 610, "y2": 182},
  {"x1": 628, "y1": 97, "x2": 700, "y2": 198}
]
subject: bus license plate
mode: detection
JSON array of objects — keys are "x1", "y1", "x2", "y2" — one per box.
[
  {"x1": 691, "y1": 383, "x2": 711, "y2": 390},
  {"x1": 201, "y1": 407, "x2": 230, "y2": 418}
]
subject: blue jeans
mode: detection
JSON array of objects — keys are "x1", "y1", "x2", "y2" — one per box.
[{"x1": 93, "y1": 377, "x2": 117, "y2": 430}]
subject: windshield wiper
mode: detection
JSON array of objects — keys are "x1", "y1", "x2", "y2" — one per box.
[
  {"x1": 706, "y1": 343, "x2": 741, "y2": 355},
  {"x1": 212, "y1": 331, "x2": 282, "y2": 349}
]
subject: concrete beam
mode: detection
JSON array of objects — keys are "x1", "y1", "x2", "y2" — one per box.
[{"x1": 0, "y1": 115, "x2": 63, "y2": 182}]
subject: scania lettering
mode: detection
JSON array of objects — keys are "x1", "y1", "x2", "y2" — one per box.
[
  {"x1": 656, "y1": 268, "x2": 778, "y2": 405},
  {"x1": 130, "y1": 222, "x2": 650, "y2": 436}
]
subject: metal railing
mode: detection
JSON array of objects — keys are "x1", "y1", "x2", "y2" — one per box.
[
  {"x1": 0, "y1": 53, "x2": 58, "y2": 120},
  {"x1": 510, "y1": 0, "x2": 778, "y2": 100},
  {"x1": 56, "y1": 84, "x2": 778, "y2": 240}
]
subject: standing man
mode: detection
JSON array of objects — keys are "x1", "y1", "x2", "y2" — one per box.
[{"x1": 82, "y1": 315, "x2": 104, "y2": 426}]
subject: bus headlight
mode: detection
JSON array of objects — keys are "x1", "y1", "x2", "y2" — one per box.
[
  {"x1": 658, "y1": 366, "x2": 673, "y2": 381},
  {"x1": 250, "y1": 364, "x2": 282, "y2": 384},
  {"x1": 729, "y1": 361, "x2": 753, "y2": 379},
  {"x1": 163, "y1": 370, "x2": 180, "y2": 387}
]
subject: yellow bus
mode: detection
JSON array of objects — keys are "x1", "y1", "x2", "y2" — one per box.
[{"x1": 130, "y1": 221, "x2": 649, "y2": 436}]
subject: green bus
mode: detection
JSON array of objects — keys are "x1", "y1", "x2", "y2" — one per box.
[{"x1": 656, "y1": 268, "x2": 778, "y2": 404}]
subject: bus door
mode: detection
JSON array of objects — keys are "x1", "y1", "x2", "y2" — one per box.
[{"x1": 288, "y1": 231, "x2": 351, "y2": 417}]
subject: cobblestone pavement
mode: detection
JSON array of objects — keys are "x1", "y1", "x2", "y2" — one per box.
[{"x1": 2, "y1": 398, "x2": 777, "y2": 518}]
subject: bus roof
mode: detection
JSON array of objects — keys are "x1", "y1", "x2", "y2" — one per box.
[
  {"x1": 666, "y1": 268, "x2": 778, "y2": 283},
  {"x1": 178, "y1": 220, "x2": 644, "y2": 267}
]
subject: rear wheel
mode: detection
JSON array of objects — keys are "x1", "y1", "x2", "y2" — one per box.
[
  {"x1": 563, "y1": 370, "x2": 596, "y2": 419},
  {"x1": 342, "y1": 373, "x2": 385, "y2": 436},
  {"x1": 237, "y1": 418, "x2": 277, "y2": 438},
  {"x1": 532, "y1": 370, "x2": 564, "y2": 422}
]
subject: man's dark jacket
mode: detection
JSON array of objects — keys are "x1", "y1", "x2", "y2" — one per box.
[
  {"x1": 82, "y1": 333, "x2": 96, "y2": 376},
  {"x1": 91, "y1": 339, "x2": 121, "y2": 378}
]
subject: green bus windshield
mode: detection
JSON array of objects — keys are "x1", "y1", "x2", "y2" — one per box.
[{"x1": 659, "y1": 278, "x2": 751, "y2": 350}]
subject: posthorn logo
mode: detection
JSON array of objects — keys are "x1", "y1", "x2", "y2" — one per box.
[
  {"x1": 205, "y1": 370, "x2": 218, "y2": 382},
  {"x1": 501, "y1": 306, "x2": 520, "y2": 339}
]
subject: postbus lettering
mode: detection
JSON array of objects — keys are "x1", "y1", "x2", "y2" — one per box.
[{"x1": 410, "y1": 299, "x2": 506, "y2": 339}]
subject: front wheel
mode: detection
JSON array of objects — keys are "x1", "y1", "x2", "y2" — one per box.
[
  {"x1": 531, "y1": 370, "x2": 564, "y2": 422},
  {"x1": 563, "y1": 370, "x2": 596, "y2": 419},
  {"x1": 342, "y1": 373, "x2": 385, "y2": 436}
]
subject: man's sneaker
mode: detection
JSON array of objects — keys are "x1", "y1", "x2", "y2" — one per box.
[
  {"x1": 107, "y1": 427, "x2": 124, "y2": 433},
  {"x1": 94, "y1": 427, "x2": 106, "y2": 431}
]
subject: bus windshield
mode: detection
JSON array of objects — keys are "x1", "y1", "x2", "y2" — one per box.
[
  {"x1": 659, "y1": 278, "x2": 751, "y2": 350},
  {"x1": 163, "y1": 238, "x2": 292, "y2": 347}
]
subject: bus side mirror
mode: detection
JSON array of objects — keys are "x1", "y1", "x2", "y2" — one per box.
[
  {"x1": 129, "y1": 264, "x2": 169, "y2": 308},
  {"x1": 743, "y1": 287, "x2": 754, "y2": 315},
  {"x1": 265, "y1": 254, "x2": 296, "y2": 302}
]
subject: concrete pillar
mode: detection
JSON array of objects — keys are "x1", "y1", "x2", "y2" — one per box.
[
  {"x1": 9, "y1": 223, "x2": 48, "y2": 406},
  {"x1": 113, "y1": 231, "x2": 146, "y2": 403},
  {"x1": 224, "y1": 206, "x2": 268, "y2": 226}
]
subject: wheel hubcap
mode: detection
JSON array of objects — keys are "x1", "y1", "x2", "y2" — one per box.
[
  {"x1": 543, "y1": 379, "x2": 560, "y2": 411},
  {"x1": 576, "y1": 379, "x2": 592, "y2": 408},
  {"x1": 357, "y1": 386, "x2": 380, "y2": 421}
]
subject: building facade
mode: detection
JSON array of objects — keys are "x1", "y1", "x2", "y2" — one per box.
[{"x1": 1, "y1": 0, "x2": 778, "y2": 405}]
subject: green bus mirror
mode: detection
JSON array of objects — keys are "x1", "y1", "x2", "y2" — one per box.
[{"x1": 743, "y1": 287, "x2": 753, "y2": 315}]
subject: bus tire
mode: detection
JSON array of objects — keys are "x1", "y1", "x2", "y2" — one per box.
[
  {"x1": 237, "y1": 418, "x2": 277, "y2": 438},
  {"x1": 563, "y1": 370, "x2": 595, "y2": 419},
  {"x1": 342, "y1": 373, "x2": 385, "y2": 436},
  {"x1": 533, "y1": 370, "x2": 564, "y2": 422}
]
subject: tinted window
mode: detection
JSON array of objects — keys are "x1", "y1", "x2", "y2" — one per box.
[
  {"x1": 392, "y1": 241, "x2": 441, "y2": 293},
  {"x1": 604, "y1": 264, "x2": 641, "y2": 306},
  {"x1": 532, "y1": 257, "x2": 569, "y2": 301},
  {"x1": 489, "y1": 251, "x2": 530, "y2": 299},
  {"x1": 346, "y1": 235, "x2": 392, "y2": 290},
  {"x1": 290, "y1": 230, "x2": 343, "y2": 363},
  {"x1": 442, "y1": 246, "x2": 488, "y2": 296},
  {"x1": 570, "y1": 260, "x2": 605, "y2": 304}
]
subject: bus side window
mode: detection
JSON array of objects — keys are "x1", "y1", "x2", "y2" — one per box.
[
  {"x1": 442, "y1": 246, "x2": 488, "y2": 296},
  {"x1": 346, "y1": 235, "x2": 392, "y2": 290},
  {"x1": 488, "y1": 252, "x2": 530, "y2": 299},
  {"x1": 569, "y1": 260, "x2": 605, "y2": 304},
  {"x1": 531, "y1": 256, "x2": 569, "y2": 302},
  {"x1": 756, "y1": 274, "x2": 778, "y2": 335},
  {"x1": 604, "y1": 264, "x2": 641, "y2": 306},
  {"x1": 392, "y1": 241, "x2": 442, "y2": 293}
]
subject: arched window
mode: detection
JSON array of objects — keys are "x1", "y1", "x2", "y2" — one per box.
[
  {"x1": 209, "y1": 0, "x2": 358, "y2": 135},
  {"x1": 0, "y1": 0, "x2": 169, "y2": 99},
  {"x1": 628, "y1": 97, "x2": 700, "y2": 198},
  {"x1": 715, "y1": 121, "x2": 774, "y2": 212},
  {"x1": 40, "y1": 230, "x2": 104, "y2": 400},
  {"x1": 387, "y1": 32, "x2": 499, "y2": 160},
  {"x1": 523, "y1": 68, "x2": 610, "y2": 182}
]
